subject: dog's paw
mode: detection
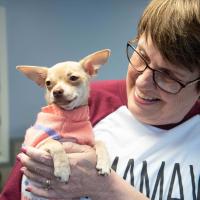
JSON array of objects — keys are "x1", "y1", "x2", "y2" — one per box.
[
  {"x1": 53, "y1": 151, "x2": 71, "y2": 182},
  {"x1": 54, "y1": 162, "x2": 71, "y2": 182},
  {"x1": 96, "y1": 160, "x2": 111, "y2": 176},
  {"x1": 38, "y1": 139, "x2": 71, "y2": 182}
]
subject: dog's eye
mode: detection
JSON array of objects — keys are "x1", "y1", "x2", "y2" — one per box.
[
  {"x1": 46, "y1": 80, "x2": 51, "y2": 86},
  {"x1": 69, "y1": 75, "x2": 79, "y2": 81}
]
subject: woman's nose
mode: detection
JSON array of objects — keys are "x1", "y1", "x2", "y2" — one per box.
[{"x1": 136, "y1": 68, "x2": 156, "y2": 89}]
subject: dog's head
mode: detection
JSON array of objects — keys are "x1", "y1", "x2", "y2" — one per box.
[{"x1": 17, "y1": 49, "x2": 111, "y2": 110}]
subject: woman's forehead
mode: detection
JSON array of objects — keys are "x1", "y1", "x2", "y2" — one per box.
[{"x1": 137, "y1": 35, "x2": 199, "y2": 81}]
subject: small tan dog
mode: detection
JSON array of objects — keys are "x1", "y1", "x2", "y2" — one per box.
[{"x1": 17, "y1": 49, "x2": 111, "y2": 199}]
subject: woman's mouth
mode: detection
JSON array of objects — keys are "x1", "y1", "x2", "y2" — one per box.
[{"x1": 134, "y1": 91, "x2": 160, "y2": 104}]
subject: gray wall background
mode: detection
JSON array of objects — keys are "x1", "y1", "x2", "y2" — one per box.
[{"x1": 2, "y1": 0, "x2": 149, "y2": 138}]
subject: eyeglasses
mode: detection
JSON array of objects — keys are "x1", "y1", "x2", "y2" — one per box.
[{"x1": 126, "y1": 40, "x2": 200, "y2": 94}]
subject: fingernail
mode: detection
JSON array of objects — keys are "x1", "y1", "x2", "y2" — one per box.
[
  {"x1": 16, "y1": 154, "x2": 21, "y2": 161},
  {"x1": 21, "y1": 147, "x2": 27, "y2": 153},
  {"x1": 20, "y1": 167, "x2": 26, "y2": 173},
  {"x1": 25, "y1": 186, "x2": 32, "y2": 192}
]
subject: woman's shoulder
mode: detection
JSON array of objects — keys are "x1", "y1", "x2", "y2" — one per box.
[{"x1": 89, "y1": 80, "x2": 127, "y2": 125}]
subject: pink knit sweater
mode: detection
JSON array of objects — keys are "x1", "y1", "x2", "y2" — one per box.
[{"x1": 23, "y1": 104, "x2": 95, "y2": 147}]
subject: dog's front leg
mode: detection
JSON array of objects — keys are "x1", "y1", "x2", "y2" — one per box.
[
  {"x1": 37, "y1": 138, "x2": 71, "y2": 182},
  {"x1": 95, "y1": 140, "x2": 111, "y2": 175}
]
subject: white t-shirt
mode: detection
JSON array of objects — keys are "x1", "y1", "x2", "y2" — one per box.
[{"x1": 93, "y1": 106, "x2": 200, "y2": 200}]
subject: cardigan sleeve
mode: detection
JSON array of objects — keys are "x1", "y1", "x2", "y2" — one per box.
[
  {"x1": 89, "y1": 80, "x2": 126, "y2": 126},
  {"x1": 0, "y1": 160, "x2": 23, "y2": 200}
]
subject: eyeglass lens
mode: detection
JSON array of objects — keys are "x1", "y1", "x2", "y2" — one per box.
[{"x1": 127, "y1": 43, "x2": 182, "y2": 94}]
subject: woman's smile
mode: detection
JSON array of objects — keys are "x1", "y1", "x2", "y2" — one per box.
[{"x1": 134, "y1": 90, "x2": 160, "y2": 105}]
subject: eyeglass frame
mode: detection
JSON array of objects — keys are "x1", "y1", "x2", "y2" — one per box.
[{"x1": 126, "y1": 40, "x2": 200, "y2": 94}]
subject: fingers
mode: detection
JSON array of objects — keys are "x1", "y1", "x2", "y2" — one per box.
[
  {"x1": 21, "y1": 143, "x2": 93, "y2": 163},
  {"x1": 18, "y1": 152, "x2": 54, "y2": 179},
  {"x1": 26, "y1": 180, "x2": 81, "y2": 199},
  {"x1": 21, "y1": 146, "x2": 53, "y2": 166},
  {"x1": 22, "y1": 167, "x2": 54, "y2": 184},
  {"x1": 26, "y1": 185, "x2": 59, "y2": 199}
]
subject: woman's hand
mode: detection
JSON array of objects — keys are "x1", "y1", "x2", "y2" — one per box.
[
  {"x1": 18, "y1": 142, "x2": 108, "y2": 199},
  {"x1": 18, "y1": 142, "x2": 149, "y2": 200}
]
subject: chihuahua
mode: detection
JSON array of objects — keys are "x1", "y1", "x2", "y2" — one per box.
[{"x1": 17, "y1": 49, "x2": 111, "y2": 200}]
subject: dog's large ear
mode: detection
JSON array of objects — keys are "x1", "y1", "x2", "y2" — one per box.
[
  {"x1": 80, "y1": 49, "x2": 111, "y2": 76},
  {"x1": 16, "y1": 66, "x2": 48, "y2": 87}
]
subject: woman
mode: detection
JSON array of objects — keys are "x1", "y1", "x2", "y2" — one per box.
[{"x1": 1, "y1": 0, "x2": 200, "y2": 199}]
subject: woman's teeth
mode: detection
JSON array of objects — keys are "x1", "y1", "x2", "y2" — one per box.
[{"x1": 136, "y1": 92, "x2": 159, "y2": 101}]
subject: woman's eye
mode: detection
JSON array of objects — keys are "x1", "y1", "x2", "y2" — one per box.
[
  {"x1": 69, "y1": 75, "x2": 79, "y2": 81},
  {"x1": 45, "y1": 80, "x2": 51, "y2": 86}
]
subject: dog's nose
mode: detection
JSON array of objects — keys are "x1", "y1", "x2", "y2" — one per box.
[{"x1": 53, "y1": 89, "x2": 64, "y2": 98}]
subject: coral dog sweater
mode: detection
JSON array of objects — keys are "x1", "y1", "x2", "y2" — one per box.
[
  {"x1": 21, "y1": 104, "x2": 95, "y2": 200},
  {"x1": 23, "y1": 103, "x2": 95, "y2": 147}
]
